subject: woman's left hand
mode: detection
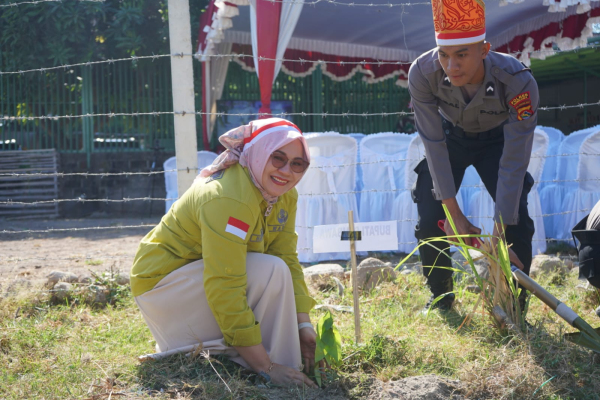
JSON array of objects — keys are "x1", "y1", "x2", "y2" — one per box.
[{"x1": 299, "y1": 326, "x2": 326, "y2": 376}]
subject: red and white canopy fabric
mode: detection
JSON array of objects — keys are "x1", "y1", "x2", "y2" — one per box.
[{"x1": 196, "y1": 0, "x2": 600, "y2": 143}]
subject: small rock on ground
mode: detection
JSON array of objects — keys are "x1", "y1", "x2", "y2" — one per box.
[
  {"x1": 81, "y1": 285, "x2": 109, "y2": 305},
  {"x1": 398, "y1": 262, "x2": 422, "y2": 275},
  {"x1": 47, "y1": 270, "x2": 78, "y2": 285},
  {"x1": 115, "y1": 274, "x2": 130, "y2": 285},
  {"x1": 52, "y1": 282, "x2": 73, "y2": 301},
  {"x1": 379, "y1": 375, "x2": 464, "y2": 400},
  {"x1": 351, "y1": 258, "x2": 397, "y2": 291},
  {"x1": 303, "y1": 264, "x2": 345, "y2": 291},
  {"x1": 341, "y1": 374, "x2": 463, "y2": 400},
  {"x1": 530, "y1": 255, "x2": 568, "y2": 278}
]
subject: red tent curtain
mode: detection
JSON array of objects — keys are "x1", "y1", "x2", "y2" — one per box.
[{"x1": 255, "y1": 0, "x2": 282, "y2": 117}]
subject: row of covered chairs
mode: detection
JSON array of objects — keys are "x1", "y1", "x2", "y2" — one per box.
[
  {"x1": 163, "y1": 125, "x2": 600, "y2": 262},
  {"x1": 295, "y1": 126, "x2": 600, "y2": 261},
  {"x1": 540, "y1": 125, "x2": 600, "y2": 241}
]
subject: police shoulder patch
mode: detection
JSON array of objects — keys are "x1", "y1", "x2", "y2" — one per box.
[
  {"x1": 206, "y1": 170, "x2": 225, "y2": 183},
  {"x1": 509, "y1": 91, "x2": 533, "y2": 121}
]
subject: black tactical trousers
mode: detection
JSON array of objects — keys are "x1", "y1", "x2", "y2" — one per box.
[{"x1": 412, "y1": 125, "x2": 535, "y2": 295}]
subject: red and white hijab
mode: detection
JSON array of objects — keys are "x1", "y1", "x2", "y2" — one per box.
[{"x1": 198, "y1": 118, "x2": 310, "y2": 206}]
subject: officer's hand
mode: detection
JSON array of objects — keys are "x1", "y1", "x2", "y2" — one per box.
[
  {"x1": 444, "y1": 213, "x2": 481, "y2": 247},
  {"x1": 491, "y1": 222, "x2": 524, "y2": 270}
]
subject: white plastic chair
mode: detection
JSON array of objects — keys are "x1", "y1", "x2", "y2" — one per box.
[
  {"x1": 539, "y1": 125, "x2": 599, "y2": 240},
  {"x1": 359, "y1": 133, "x2": 414, "y2": 224},
  {"x1": 163, "y1": 151, "x2": 219, "y2": 213},
  {"x1": 460, "y1": 165, "x2": 481, "y2": 219},
  {"x1": 537, "y1": 126, "x2": 565, "y2": 193},
  {"x1": 295, "y1": 133, "x2": 359, "y2": 262},
  {"x1": 561, "y1": 129, "x2": 600, "y2": 238},
  {"x1": 347, "y1": 133, "x2": 366, "y2": 208},
  {"x1": 392, "y1": 134, "x2": 424, "y2": 253},
  {"x1": 529, "y1": 129, "x2": 550, "y2": 254},
  {"x1": 392, "y1": 135, "x2": 471, "y2": 254},
  {"x1": 163, "y1": 156, "x2": 178, "y2": 214},
  {"x1": 468, "y1": 129, "x2": 549, "y2": 254}
]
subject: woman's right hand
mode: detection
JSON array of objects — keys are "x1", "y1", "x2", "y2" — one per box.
[{"x1": 269, "y1": 363, "x2": 317, "y2": 388}]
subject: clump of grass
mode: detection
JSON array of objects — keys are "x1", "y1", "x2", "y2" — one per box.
[
  {"x1": 87, "y1": 267, "x2": 130, "y2": 307},
  {"x1": 136, "y1": 352, "x2": 260, "y2": 398},
  {"x1": 85, "y1": 259, "x2": 104, "y2": 266},
  {"x1": 396, "y1": 206, "x2": 524, "y2": 332},
  {"x1": 341, "y1": 335, "x2": 408, "y2": 374}
]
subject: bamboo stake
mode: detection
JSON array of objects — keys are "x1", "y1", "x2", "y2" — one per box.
[{"x1": 348, "y1": 210, "x2": 361, "y2": 344}]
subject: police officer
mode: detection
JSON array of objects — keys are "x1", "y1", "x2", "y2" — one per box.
[{"x1": 408, "y1": 0, "x2": 537, "y2": 312}]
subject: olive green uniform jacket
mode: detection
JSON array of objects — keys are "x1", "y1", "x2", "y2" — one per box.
[{"x1": 130, "y1": 164, "x2": 315, "y2": 347}]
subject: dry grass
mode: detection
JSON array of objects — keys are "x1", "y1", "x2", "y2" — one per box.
[{"x1": 1, "y1": 264, "x2": 600, "y2": 399}]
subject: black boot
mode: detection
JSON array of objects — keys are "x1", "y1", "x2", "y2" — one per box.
[{"x1": 422, "y1": 277, "x2": 455, "y2": 314}]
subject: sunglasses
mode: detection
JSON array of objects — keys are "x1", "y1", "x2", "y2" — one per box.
[{"x1": 270, "y1": 151, "x2": 310, "y2": 173}]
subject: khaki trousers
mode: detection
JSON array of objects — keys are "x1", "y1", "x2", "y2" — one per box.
[{"x1": 134, "y1": 253, "x2": 302, "y2": 370}]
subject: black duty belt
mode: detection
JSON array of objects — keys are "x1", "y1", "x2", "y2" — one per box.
[{"x1": 442, "y1": 118, "x2": 505, "y2": 140}]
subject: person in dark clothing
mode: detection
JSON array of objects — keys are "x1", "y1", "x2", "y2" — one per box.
[{"x1": 572, "y1": 200, "x2": 600, "y2": 318}]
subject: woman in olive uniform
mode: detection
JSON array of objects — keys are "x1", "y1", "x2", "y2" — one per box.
[{"x1": 131, "y1": 118, "x2": 317, "y2": 387}]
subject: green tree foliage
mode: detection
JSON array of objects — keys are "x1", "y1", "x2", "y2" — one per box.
[{"x1": 0, "y1": 0, "x2": 209, "y2": 71}]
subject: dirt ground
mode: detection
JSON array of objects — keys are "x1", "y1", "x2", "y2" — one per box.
[
  {"x1": 0, "y1": 217, "x2": 413, "y2": 291},
  {"x1": 0, "y1": 217, "x2": 161, "y2": 291}
]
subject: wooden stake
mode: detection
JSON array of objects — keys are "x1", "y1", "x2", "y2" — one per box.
[{"x1": 348, "y1": 210, "x2": 361, "y2": 344}]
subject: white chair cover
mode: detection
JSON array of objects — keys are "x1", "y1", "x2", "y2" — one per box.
[
  {"x1": 295, "y1": 133, "x2": 359, "y2": 262},
  {"x1": 163, "y1": 151, "x2": 219, "y2": 214},
  {"x1": 540, "y1": 125, "x2": 599, "y2": 240},
  {"x1": 468, "y1": 129, "x2": 549, "y2": 255},
  {"x1": 347, "y1": 133, "x2": 366, "y2": 209},
  {"x1": 394, "y1": 135, "x2": 479, "y2": 254},
  {"x1": 537, "y1": 126, "x2": 565, "y2": 192},
  {"x1": 392, "y1": 135, "x2": 475, "y2": 253},
  {"x1": 359, "y1": 133, "x2": 414, "y2": 224},
  {"x1": 459, "y1": 165, "x2": 481, "y2": 219},
  {"x1": 529, "y1": 129, "x2": 549, "y2": 254},
  {"x1": 561, "y1": 129, "x2": 600, "y2": 238},
  {"x1": 163, "y1": 156, "x2": 178, "y2": 214},
  {"x1": 392, "y1": 134, "x2": 424, "y2": 253}
]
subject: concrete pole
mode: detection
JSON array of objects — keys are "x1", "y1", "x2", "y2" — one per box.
[
  {"x1": 205, "y1": 60, "x2": 211, "y2": 144},
  {"x1": 168, "y1": 0, "x2": 198, "y2": 197}
]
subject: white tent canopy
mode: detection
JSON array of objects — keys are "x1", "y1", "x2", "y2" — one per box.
[{"x1": 218, "y1": 0, "x2": 600, "y2": 64}]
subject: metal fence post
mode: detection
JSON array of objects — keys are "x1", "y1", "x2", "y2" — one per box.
[
  {"x1": 312, "y1": 65, "x2": 324, "y2": 132},
  {"x1": 82, "y1": 67, "x2": 94, "y2": 169}
]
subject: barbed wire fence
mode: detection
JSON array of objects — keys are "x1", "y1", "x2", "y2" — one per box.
[{"x1": 1, "y1": 3, "x2": 599, "y2": 279}]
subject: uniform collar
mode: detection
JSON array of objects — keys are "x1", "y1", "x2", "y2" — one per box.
[
  {"x1": 462, "y1": 57, "x2": 498, "y2": 111},
  {"x1": 439, "y1": 57, "x2": 499, "y2": 108},
  {"x1": 243, "y1": 166, "x2": 269, "y2": 206},
  {"x1": 438, "y1": 71, "x2": 466, "y2": 108}
]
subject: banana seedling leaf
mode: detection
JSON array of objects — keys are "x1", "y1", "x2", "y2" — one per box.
[{"x1": 314, "y1": 311, "x2": 342, "y2": 386}]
